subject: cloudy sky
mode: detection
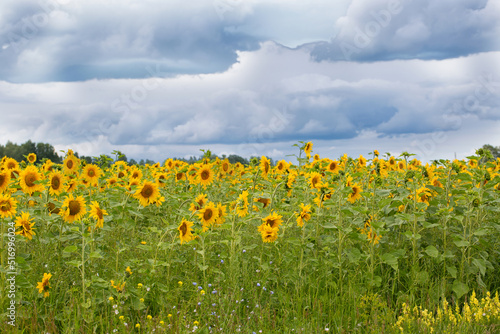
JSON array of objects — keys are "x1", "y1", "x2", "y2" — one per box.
[{"x1": 1, "y1": 0, "x2": 499, "y2": 163}]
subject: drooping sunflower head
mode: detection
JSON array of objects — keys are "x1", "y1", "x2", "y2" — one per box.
[
  {"x1": 259, "y1": 225, "x2": 278, "y2": 243},
  {"x1": 348, "y1": 184, "x2": 363, "y2": 204},
  {"x1": 262, "y1": 212, "x2": 283, "y2": 230},
  {"x1": 255, "y1": 197, "x2": 271, "y2": 209},
  {"x1": 36, "y1": 273, "x2": 52, "y2": 297},
  {"x1": 260, "y1": 156, "x2": 271, "y2": 176},
  {"x1": 61, "y1": 194, "x2": 87, "y2": 223},
  {"x1": 178, "y1": 219, "x2": 195, "y2": 244},
  {"x1": 90, "y1": 201, "x2": 108, "y2": 228},
  {"x1": 304, "y1": 142, "x2": 313, "y2": 159},
  {"x1": 189, "y1": 193, "x2": 208, "y2": 212},
  {"x1": 19, "y1": 165, "x2": 44, "y2": 195}
]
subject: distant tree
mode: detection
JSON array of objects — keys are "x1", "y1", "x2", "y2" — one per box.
[
  {"x1": 482, "y1": 144, "x2": 500, "y2": 159},
  {"x1": 129, "y1": 159, "x2": 137, "y2": 165},
  {"x1": 227, "y1": 154, "x2": 249, "y2": 165},
  {"x1": 0, "y1": 140, "x2": 62, "y2": 163}
]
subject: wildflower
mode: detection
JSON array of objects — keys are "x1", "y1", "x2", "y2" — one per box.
[
  {"x1": 125, "y1": 266, "x2": 133, "y2": 276},
  {"x1": 137, "y1": 283, "x2": 143, "y2": 288},
  {"x1": 178, "y1": 281, "x2": 183, "y2": 286},
  {"x1": 111, "y1": 280, "x2": 126, "y2": 293},
  {"x1": 109, "y1": 296, "x2": 114, "y2": 301}
]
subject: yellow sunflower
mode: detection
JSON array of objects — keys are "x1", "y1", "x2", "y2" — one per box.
[
  {"x1": 3, "y1": 157, "x2": 19, "y2": 171},
  {"x1": 348, "y1": 184, "x2": 363, "y2": 204},
  {"x1": 48, "y1": 171, "x2": 65, "y2": 196},
  {"x1": 89, "y1": 201, "x2": 108, "y2": 228},
  {"x1": 258, "y1": 211, "x2": 283, "y2": 232},
  {"x1": 0, "y1": 170, "x2": 11, "y2": 193},
  {"x1": 215, "y1": 203, "x2": 227, "y2": 225},
  {"x1": 236, "y1": 190, "x2": 249, "y2": 217},
  {"x1": 134, "y1": 181, "x2": 160, "y2": 207},
  {"x1": 19, "y1": 165, "x2": 45, "y2": 195},
  {"x1": 416, "y1": 187, "x2": 432, "y2": 205},
  {"x1": 275, "y1": 160, "x2": 289, "y2": 174},
  {"x1": 0, "y1": 194, "x2": 17, "y2": 218},
  {"x1": 358, "y1": 155, "x2": 367, "y2": 168},
  {"x1": 27, "y1": 153, "x2": 37, "y2": 164},
  {"x1": 129, "y1": 167, "x2": 143, "y2": 180},
  {"x1": 189, "y1": 193, "x2": 208, "y2": 212},
  {"x1": 309, "y1": 172, "x2": 323, "y2": 190},
  {"x1": 197, "y1": 164, "x2": 214, "y2": 187},
  {"x1": 327, "y1": 160, "x2": 340, "y2": 174},
  {"x1": 178, "y1": 219, "x2": 195, "y2": 244},
  {"x1": 220, "y1": 159, "x2": 231, "y2": 175},
  {"x1": 61, "y1": 194, "x2": 87, "y2": 223},
  {"x1": 259, "y1": 224, "x2": 279, "y2": 243},
  {"x1": 156, "y1": 172, "x2": 169, "y2": 187},
  {"x1": 15, "y1": 212, "x2": 36, "y2": 240},
  {"x1": 260, "y1": 156, "x2": 271, "y2": 178},
  {"x1": 42, "y1": 159, "x2": 54, "y2": 172},
  {"x1": 82, "y1": 164, "x2": 102, "y2": 186},
  {"x1": 36, "y1": 273, "x2": 52, "y2": 298},
  {"x1": 254, "y1": 197, "x2": 271, "y2": 209},
  {"x1": 63, "y1": 155, "x2": 80, "y2": 174},
  {"x1": 304, "y1": 142, "x2": 313, "y2": 159},
  {"x1": 296, "y1": 203, "x2": 311, "y2": 227},
  {"x1": 197, "y1": 201, "x2": 219, "y2": 231}
]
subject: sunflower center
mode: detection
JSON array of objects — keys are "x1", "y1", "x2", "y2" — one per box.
[
  {"x1": 68, "y1": 200, "x2": 81, "y2": 216},
  {"x1": 203, "y1": 209, "x2": 213, "y2": 221},
  {"x1": 223, "y1": 163, "x2": 229, "y2": 172},
  {"x1": 176, "y1": 173, "x2": 183, "y2": 180},
  {"x1": 25, "y1": 173, "x2": 37, "y2": 187},
  {"x1": 141, "y1": 185, "x2": 154, "y2": 198},
  {"x1": 264, "y1": 162, "x2": 269, "y2": 174},
  {"x1": 51, "y1": 177, "x2": 60, "y2": 189},
  {"x1": 200, "y1": 170, "x2": 210, "y2": 180},
  {"x1": 266, "y1": 219, "x2": 277, "y2": 228},
  {"x1": 0, "y1": 174, "x2": 5, "y2": 186},
  {"x1": 7, "y1": 162, "x2": 16, "y2": 169},
  {"x1": 1, "y1": 201, "x2": 11, "y2": 212},
  {"x1": 88, "y1": 169, "x2": 96, "y2": 177},
  {"x1": 118, "y1": 171, "x2": 125, "y2": 178},
  {"x1": 179, "y1": 222, "x2": 187, "y2": 236},
  {"x1": 67, "y1": 160, "x2": 74, "y2": 169},
  {"x1": 96, "y1": 208, "x2": 103, "y2": 220}
]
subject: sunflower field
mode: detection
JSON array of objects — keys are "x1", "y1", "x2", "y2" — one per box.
[{"x1": 1, "y1": 143, "x2": 500, "y2": 333}]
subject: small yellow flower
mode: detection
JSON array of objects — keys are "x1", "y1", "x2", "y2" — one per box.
[
  {"x1": 200, "y1": 290, "x2": 206, "y2": 295},
  {"x1": 147, "y1": 315, "x2": 152, "y2": 320},
  {"x1": 194, "y1": 320, "x2": 199, "y2": 326},
  {"x1": 108, "y1": 296, "x2": 114, "y2": 301},
  {"x1": 141, "y1": 241, "x2": 147, "y2": 245},
  {"x1": 125, "y1": 266, "x2": 133, "y2": 275},
  {"x1": 119, "y1": 316, "x2": 124, "y2": 320},
  {"x1": 140, "y1": 298, "x2": 144, "y2": 302},
  {"x1": 167, "y1": 314, "x2": 172, "y2": 318},
  {"x1": 178, "y1": 281, "x2": 183, "y2": 286},
  {"x1": 160, "y1": 320, "x2": 165, "y2": 325},
  {"x1": 137, "y1": 283, "x2": 143, "y2": 288},
  {"x1": 135, "y1": 323, "x2": 140, "y2": 328}
]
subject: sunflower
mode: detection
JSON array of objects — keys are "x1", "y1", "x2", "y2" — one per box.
[
  {"x1": 258, "y1": 211, "x2": 282, "y2": 232},
  {"x1": 164, "y1": 158, "x2": 174, "y2": 170},
  {"x1": 358, "y1": 155, "x2": 367, "y2": 168},
  {"x1": 259, "y1": 224, "x2": 279, "y2": 243},
  {"x1": 309, "y1": 172, "x2": 323, "y2": 190},
  {"x1": 260, "y1": 156, "x2": 271, "y2": 178},
  {"x1": 296, "y1": 203, "x2": 311, "y2": 227},
  {"x1": 90, "y1": 201, "x2": 108, "y2": 228},
  {"x1": 48, "y1": 171, "x2": 65, "y2": 196},
  {"x1": 398, "y1": 161, "x2": 406, "y2": 171},
  {"x1": 19, "y1": 165, "x2": 44, "y2": 195},
  {"x1": 134, "y1": 181, "x2": 160, "y2": 207},
  {"x1": 327, "y1": 160, "x2": 340, "y2": 174},
  {"x1": 197, "y1": 201, "x2": 219, "y2": 231},
  {"x1": 61, "y1": 194, "x2": 87, "y2": 223},
  {"x1": 0, "y1": 170, "x2": 11, "y2": 193},
  {"x1": 63, "y1": 155, "x2": 80, "y2": 174},
  {"x1": 26, "y1": 153, "x2": 37, "y2": 164},
  {"x1": 46, "y1": 201, "x2": 61, "y2": 215},
  {"x1": 215, "y1": 203, "x2": 227, "y2": 225},
  {"x1": 111, "y1": 280, "x2": 126, "y2": 293},
  {"x1": 197, "y1": 164, "x2": 214, "y2": 187},
  {"x1": 254, "y1": 197, "x2": 271, "y2": 209},
  {"x1": 189, "y1": 193, "x2": 208, "y2": 212},
  {"x1": 388, "y1": 156, "x2": 396, "y2": 170},
  {"x1": 129, "y1": 167, "x2": 143, "y2": 180},
  {"x1": 304, "y1": 142, "x2": 313, "y2": 159},
  {"x1": 175, "y1": 171, "x2": 186, "y2": 182},
  {"x1": 275, "y1": 160, "x2": 289, "y2": 174},
  {"x1": 348, "y1": 184, "x2": 363, "y2": 203},
  {"x1": 42, "y1": 159, "x2": 54, "y2": 172},
  {"x1": 106, "y1": 177, "x2": 119, "y2": 188},
  {"x1": 374, "y1": 150, "x2": 379, "y2": 157},
  {"x1": 0, "y1": 194, "x2": 17, "y2": 218},
  {"x1": 156, "y1": 172, "x2": 169, "y2": 187},
  {"x1": 3, "y1": 157, "x2": 19, "y2": 171},
  {"x1": 220, "y1": 159, "x2": 230, "y2": 175},
  {"x1": 416, "y1": 187, "x2": 432, "y2": 205},
  {"x1": 66, "y1": 178, "x2": 79, "y2": 193},
  {"x1": 36, "y1": 273, "x2": 52, "y2": 297},
  {"x1": 15, "y1": 212, "x2": 36, "y2": 240},
  {"x1": 236, "y1": 190, "x2": 249, "y2": 217},
  {"x1": 178, "y1": 219, "x2": 195, "y2": 244},
  {"x1": 82, "y1": 164, "x2": 102, "y2": 186}
]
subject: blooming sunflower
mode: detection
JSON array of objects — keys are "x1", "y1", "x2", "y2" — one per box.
[
  {"x1": 129, "y1": 167, "x2": 143, "y2": 180},
  {"x1": 348, "y1": 184, "x2": 363, "y2": 203},
  {"x1": 178, "y1": 219, "x2": 195, "y2": 244},
  {"x1": 61, "y1": 194, "x2": 87, "y2": 223},
  {"x1": 27, "y1": 153, "x2": 37, "y2": 164},
  {"x1": 374, "y1": 150, "x2": 379, "y2": 157},
  {"x1": 189, "y1": 193, "x2": 208, "y2": 212},
  {"x1": 254, "y1": 197, "x2": 271, "y2": 209},
  {"x1": 15, "y1": 212, "x2": 36, "y2": 240},
  {"x1": 0, "y1": 194, "x2": 17, "y2": 218},
  {"x1": 134, "y1": 181, "x2": 160, "y2": 207},
  {"x1": 82, "y1": 164, "x2": 102, "y2": 186},
  {"x1": 3, "y1": 157, "x2": 19, "y2": 171},
  {"x1": 19, "y1": 165, "x2": 44, "y2": 195},
  {"x1": 416, "y1": 187, "x2": 432, "y2": 205},
  {"x1": 309, "y1": 172, "x2": 323, "y2": 190},
  {"x1": 296, "y1": 203, "x2": 312, "y2": 227},
  {"x1": 220, "y1": 159, "x2": 230, "y2": 175},
  {"x1": 358, "y1": 155, "x2": 367, "y2": 168},
  {"x1": 89, "y1": 201, "x2": 108, "y2": 229},
  {"x1": 236, "y1": 190, "x2": 249, "y2": 217},
  {"x1": 48, "y1": 171, "x2": 65, "y2": 196},
  {"x1": 275, "y1": 160, "x2": 289, "y2": 174},
  {"x1": 66, "y1": 178, "x2": 79, "y2": 193},
  {"x1": 0, "y1": 170, "x2": 11, "y2": 193},
  {"x1": 43, "y1": 159, "x2": 54, "y2": 172},
  {"x1": 304, "y1": 142, "x2": 313, "y2": 159},
  {"x1": 155, "y1": 172, "x2": 169, "y2": 187},
  {"x1": 215, "y1": 203, "x2": 227, "y2": 225},
  {"x1": 197, "y1": 164, "x2": 214, "y2": 187},
  {"x1": 260, "y1": 156, "x2": 271, "y2": 178},
  {"x1": 260, "y1": 224, "x2": 279, "y2": 243},
  {"x1": 63, "y1": 155, "x2": 80, "y2": 174},
  {"x1": 197, "y1": 201, "x2": 219, "y2": 231},
  {"x1": 36, "y1": 273, "x2": 52, "y2": 297},
  {"x1": 258, "y1": 211, "x2": 283, "y2": 232},
  {"x1": 327, "y1": 160, "x2": 340, "y2": 174}
]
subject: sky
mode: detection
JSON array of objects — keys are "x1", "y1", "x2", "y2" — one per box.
[{"x1": 0, "y1": 0, "x2": 499, "y2": 163}]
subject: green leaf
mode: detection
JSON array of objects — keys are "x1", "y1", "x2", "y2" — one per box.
[
  {"x1": 197, "y1": 264, "x2": 209, "y2": 271},
  {"x1": 381, "y1": 253, "x2": 398, "y2": 270},
  {"x1": 322, "y1": 223, "x2": 337, "y2": 229},
  {"x1": 66, "y1": 260, "x2": 81, "y2": 268},
  {"x1": 346, "y1": 247, "x2": 362, "y2": 264},
  {"x1": 473, "y1": 229, "x2": 489, "y2": 236},
  {"x1": 447, "y1": 266, "x2": 457, "y2": 278},
  {"x1": 63, "y1": 245, "x2": 78, "y2": 253},
  {"x1": 453, "y1": 240, "x2": 469, "y2": 248},
  {"x1": 425, "y1": 246, "x2": 439, "y2": 258},
  {"x1": 452, "y1": 280, "x2": 469, "y2": 299},
  {"x1": 472, "y1": 258, "x2": 486, "y2": 276},
  {"x1": 88, "y1": 251, "x2": 103, "y2": 259}
]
